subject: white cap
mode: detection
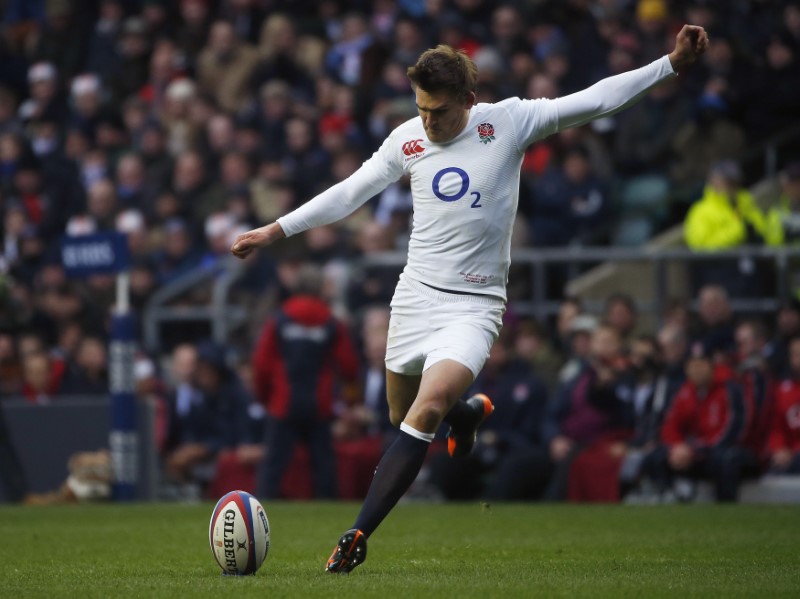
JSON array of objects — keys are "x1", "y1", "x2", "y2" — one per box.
[
  {"x1": 166, "y1": 78, "x2": 196, "y2": 101},
  {"x1": 71, "y1": 73, "x2": 101, "y2": 97},
  {"x1": 65, "y1": 215, "x2": 97, "y2": 236},
  {"x1": 116, "y1": 209, "x2": 145, "y2": 234},
  {"x1": 205, "y1": 212, "x2": 234, "y2": 239},
  {"x1": 28, "y1": 62, "x2": 57, "y2": 83}
]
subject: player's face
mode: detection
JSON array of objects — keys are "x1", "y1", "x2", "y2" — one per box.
[{"x1": 415, "y1": 87, "x2": 474, "y2": 143}]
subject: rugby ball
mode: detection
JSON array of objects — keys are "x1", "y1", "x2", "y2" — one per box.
[{"x1": 209, "y1": 490, "x2": 270, "y2": 575}]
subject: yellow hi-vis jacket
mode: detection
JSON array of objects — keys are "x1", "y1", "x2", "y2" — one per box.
[{"x1": 683, "y1": 185, "x2": 766, "y2": 250}]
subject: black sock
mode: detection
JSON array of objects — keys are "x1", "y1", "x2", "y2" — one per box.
[
  {"x1": 442, "y1": 398, "x2": 473, "y2": 431},
  {"x1": 353, "y1": 430, "x2": 431, "y2": 537}
]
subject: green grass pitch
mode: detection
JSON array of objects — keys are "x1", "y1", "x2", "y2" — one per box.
[{"x1": 2, "y1": 502, "x2": 799, "y2": 598}]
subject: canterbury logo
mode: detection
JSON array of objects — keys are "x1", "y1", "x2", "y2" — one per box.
[{"x1": 402, "y1": 139, "x2": 425, "y2": 156}]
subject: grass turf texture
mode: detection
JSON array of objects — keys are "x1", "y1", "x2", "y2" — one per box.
[{"x1": 1, "y1": 503, "x2": 799, "y2": 598}]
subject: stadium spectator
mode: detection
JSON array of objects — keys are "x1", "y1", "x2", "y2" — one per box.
[
  {"x1": 652, "y1": 342, "x2": 748, "y2": 502},
  {"x1": 558, "y1": 313, "x2": 598, "y2": 385},
  {"x1": 565, "y1": 334, "x2": 664, "y2": 501},
  {"x1": 684, "y1": 160, "x2": 767, "y2": 292},
  {"x1": 768, "y1": 336, "x2": 800, "y2": 474},
  {"x1": 604, "y1": 292, "x2": 639, "y2": 343},
  {"x1": 20, "y1": 348, "x2": 67, "y2": 404},
  {"x1": 529, "y1": 146, "x2": 610, "y2": 247},
  {"x1": 60, "y1": 335, "x2": 109, "y2": 396},
  {"x1": 163, "y1": 340, "x2": 256, "y2": 489},
  {"x1": 541, "y1": 323, "x2": 632, "y2": 501},
  {"x1": 150, "y1": 217, "x2": 200, "y2": 286},
  {"x1": 767, "y1": 301, "x2": 800, "y2": 378},
  {"x1": 196, "y1": 20, "x2": 259, "y2": 114},
  {"x1": 690, "y1": 285, "x2": 737, "y2": 361},
  {"x1": 252, "y1": 264, "x2": 359, "y2": 499},
  {"x1": 734, "y1": 319, "x2": 775, "y2": 468}
]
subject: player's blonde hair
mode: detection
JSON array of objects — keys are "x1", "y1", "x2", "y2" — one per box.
[{"x1": 407, "y1": 45, "x2": 478, "y2": 99}]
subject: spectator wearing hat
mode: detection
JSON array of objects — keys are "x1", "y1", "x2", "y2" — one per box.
[
  {"x1": 19, "y1": 61, "x2": 66, "y2": 124},
  {"x1": 557, "y1": 312, "x2": 598, "y2": 384},
  {"x1": 767, "y1": 335, "x2": 800, "y2": 474},
  {"x1": 684, "y1": 160, "x2": 767, "y2": 297},
  {"x1": 651, "y1": 341, "x2": 749, "y2": 502},
  {"x1": 252, "y1": 263, "x2": 359, "y2": 499},
  {"x1": 68, "y1": 73, "x2": 104, "y2": 140}
]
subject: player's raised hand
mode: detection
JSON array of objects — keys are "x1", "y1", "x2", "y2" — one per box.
[
  {"x1": 230, "y1": 222, "x2": 286, "y2": 259},
  {"x1": 668, "y1": 24, "x2": 709, "y2": 72}
]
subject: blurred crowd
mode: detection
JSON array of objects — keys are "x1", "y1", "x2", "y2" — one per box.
[{"x1": 1, "y1": 0, "x2": 800, "y2": 503}]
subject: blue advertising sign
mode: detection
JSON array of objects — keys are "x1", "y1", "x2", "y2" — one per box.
[{"x1": 61, "y1": 232, "x2": 130, "y2": 277}]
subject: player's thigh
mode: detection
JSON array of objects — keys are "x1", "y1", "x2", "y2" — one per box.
[
  {"x1": 403, "y1": 359, "x2": 474, "y2": 434},
  {"x1": 385, "y1": 368, "x2": 421, "y2": 428}
]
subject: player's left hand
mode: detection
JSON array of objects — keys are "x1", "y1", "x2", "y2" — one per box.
[{"x1": 668, "y1": 24, "x2": 709, "y2": 72}]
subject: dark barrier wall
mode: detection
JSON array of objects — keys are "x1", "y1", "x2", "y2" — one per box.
[{"x1": 0, "y1": 398, "x2": 157, "y2": 502}]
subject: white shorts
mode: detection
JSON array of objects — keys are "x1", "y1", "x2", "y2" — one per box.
[{"x1": 384, "y1": 274, "x2": 506, "y2": 379}]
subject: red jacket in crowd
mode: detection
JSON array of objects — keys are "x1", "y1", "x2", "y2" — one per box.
[
  {"x1": 252, "y1": 295, "x2": 359, "y2": 421},
  {"x1": 661, "y1": 372, "x2": 746, "y2": 451},
  {"x1": 768, "y1": 379, "x2": 800, "y2": 454}
]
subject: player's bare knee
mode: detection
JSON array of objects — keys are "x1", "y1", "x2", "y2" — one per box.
[{"x1": 414, "y1": 401, "x2": 448, "y2": 432}]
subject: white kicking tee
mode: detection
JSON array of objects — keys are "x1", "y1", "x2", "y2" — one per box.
[{"x1": 278, "y1": 55, "x2": 676, "y2": 301}]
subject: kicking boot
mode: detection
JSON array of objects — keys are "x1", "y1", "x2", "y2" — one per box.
[
  {"x1": 446, "y1": 393, "x2": 494, "y2": 458},
  {"x1": 326, "y1": 528, "x2": 367, "y2": 574}
]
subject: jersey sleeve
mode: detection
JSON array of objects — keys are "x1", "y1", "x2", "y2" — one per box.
[
  {"x1": 277, "y1": 133, "x2": 404, "y2": 237},
  {"x1": 507, "y1": 55, "x2": 677, "y2": 148}
]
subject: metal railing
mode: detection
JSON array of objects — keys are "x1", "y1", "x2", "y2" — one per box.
[
  {"x1": 362, "y1": 245, "x2": 800, "y2": 324},
  {"x1": 142, "y1": 246, "x2": 800, "y2": 351},
  {"x1": 142, "y1": 256, "x2": 248, "y2": 352}
]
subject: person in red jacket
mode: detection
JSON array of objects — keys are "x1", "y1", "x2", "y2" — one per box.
[
  {"x1": 768, "y1": 336, "x2": 800, "y2": 473},
  {"x1": 652, "y1": 341, "x2": 748, "y2": 501},
  {"x1": 252, "y1": 264, "x2": 359, "y2": 498}
]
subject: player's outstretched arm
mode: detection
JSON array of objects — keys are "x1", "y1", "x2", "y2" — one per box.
[
  {"x1": 231, "y1": 222, "x2": 286, "y2": 259},
  {"x1": 544, "y1": 24, "x2": 709, "y2": 133},
  {"x1": 668, "y1": 24, "x2": 710, "y2": 72}
]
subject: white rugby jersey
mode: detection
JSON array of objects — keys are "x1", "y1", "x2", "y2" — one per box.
[{"x1": 278, "y1": 55, "x2": 676, "y2": 300}]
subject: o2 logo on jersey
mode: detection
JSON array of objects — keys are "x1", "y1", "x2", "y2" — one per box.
[{"x1": 432, "y1": 167, "x2": 481, "y2": 208}]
